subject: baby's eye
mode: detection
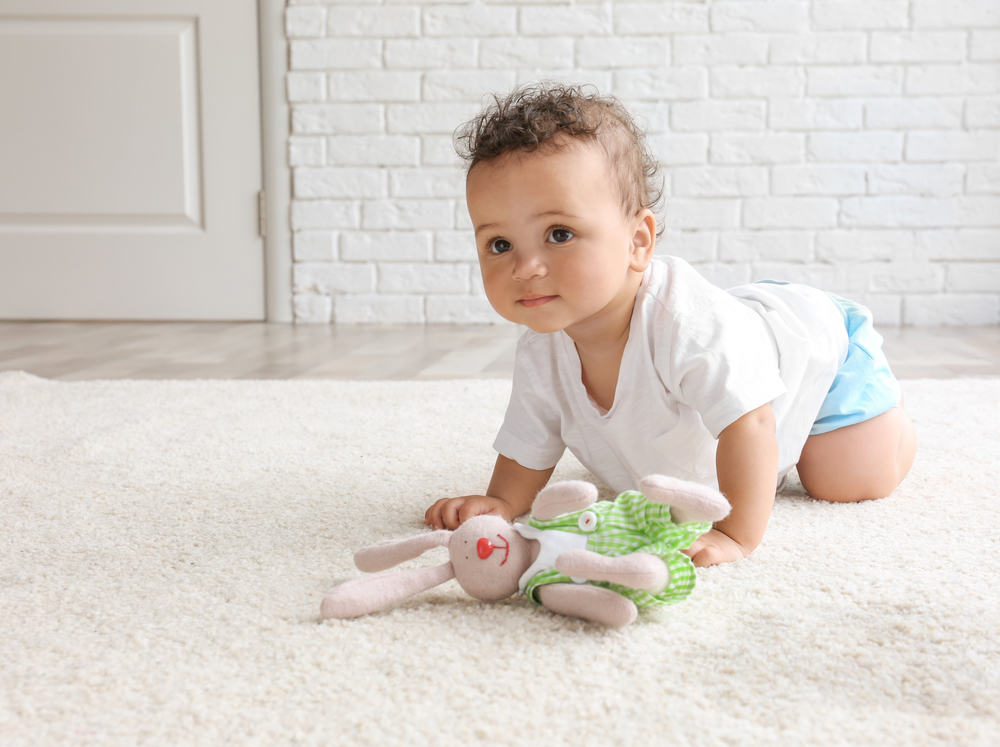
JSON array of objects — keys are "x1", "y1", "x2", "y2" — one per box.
[
  {"x1": 547, "y1": 227, "x2": 574, "y2": 244},
  {"x1": 488, "y1": 238, "x2": 512, "y2": 255}
]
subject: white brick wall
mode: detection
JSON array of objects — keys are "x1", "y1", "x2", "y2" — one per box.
[{"x1": 286, "y1": 0, "x2": 1000, "y2": 326}]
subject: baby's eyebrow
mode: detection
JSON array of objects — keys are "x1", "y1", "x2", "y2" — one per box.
[
  {"x1": 532, "y1": 209, "x2": 581, "y2": 222},
  {"x1": 474, "y1": 210, "x2": 580, "y2": 235}
]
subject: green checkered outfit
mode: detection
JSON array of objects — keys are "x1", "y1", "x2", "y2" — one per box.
[{"x1": 522, "y1": 490, "x2": 710, "y2": 608}]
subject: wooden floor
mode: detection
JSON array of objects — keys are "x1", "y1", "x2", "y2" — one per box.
[{"x1": 0, "y1": 321, "x2": 997, "y2": 380}]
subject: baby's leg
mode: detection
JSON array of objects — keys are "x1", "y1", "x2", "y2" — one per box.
[{"x1": 796, "y1": 404, "x2": 916, "y2": 502}]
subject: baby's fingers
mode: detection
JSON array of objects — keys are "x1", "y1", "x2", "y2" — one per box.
[
  {"x1": 424, "y1": 497, "x2": 464, "y2": 529},
  {"x1": 682, "y1": 529, "x2": 747, "y2": 567},
  {"x1": 440, "y1": 497, "x2": 469, "y2": 529},
  {"x1": 682, "y1": 536, "x2": 705, "y2": 559},
  {"x1": 423, "y1": 499, "x2": 440, "y2": 526},
  {"x1": 682, "y1": 537, "x2": 722, "y2": 567},
  {"x1": 457, "y1": 496, "x2": 502, "y2": 525},
  {"x1": 426, "y1": 495, "x2": 505, "y2": 530}
]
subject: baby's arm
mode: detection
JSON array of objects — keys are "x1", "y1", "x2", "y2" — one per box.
[
  {"x1": 424, "y1": 454, "x2": 554, "y2": 530},
  {"x1": 686, "y1": 403, "x2": 778, "y2": 566}
]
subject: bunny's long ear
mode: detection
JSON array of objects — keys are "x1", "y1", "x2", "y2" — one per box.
[
  {"x1": 354, "y1": 530, "x2": 452, "y2": 572},
  {"x1": 321, "y1": 562, "x2": 455, "y2": 619}
]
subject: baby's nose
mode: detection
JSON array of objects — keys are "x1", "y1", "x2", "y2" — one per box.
[{"x1": 511, "y1": 252, "x2": 547, "y2": 281}]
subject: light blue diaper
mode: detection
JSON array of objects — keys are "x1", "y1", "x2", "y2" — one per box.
[{"x1": 810, "y1": 294, "x2": 901, "y2": 436}]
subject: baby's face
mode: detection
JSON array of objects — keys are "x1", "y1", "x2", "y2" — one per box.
[{"x1": 466, "y1": 139, "x2": 653, "y2": 336}]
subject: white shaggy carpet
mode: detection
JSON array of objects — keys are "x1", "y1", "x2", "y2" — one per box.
[{"x1": 1, "y1": 372, "x2": 998, "y2": 745}]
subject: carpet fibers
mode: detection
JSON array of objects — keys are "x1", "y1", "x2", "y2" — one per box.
[{"x1": 1, "y1": 372, "x2": 997, "y2": 745}]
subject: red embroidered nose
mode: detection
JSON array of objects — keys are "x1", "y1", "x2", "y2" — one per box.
[{"x1": 477, "y1": 538, "x2": 494, "y2": 559}]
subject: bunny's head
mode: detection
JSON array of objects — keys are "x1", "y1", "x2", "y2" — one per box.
[
  {"x1": 449, "y1": 515, "x2": 534, "y2": 600},
  {"x1": 321, "y1": 513, "x2": 535, "y2": 619}
]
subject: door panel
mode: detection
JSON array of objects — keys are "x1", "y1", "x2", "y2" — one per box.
[{"x1": 0, "y1": 1, "x2": 263, "y2": 320}]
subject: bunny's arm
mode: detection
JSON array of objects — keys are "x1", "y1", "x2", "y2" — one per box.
[
  {"x1": 537, "y1": 584, "x2": 638, "y2": 627},
  {"x1": 530, "y1": 480, "x2": 599, "y2": 521},
  {"x1": 639, "y1": 474, "x2": 731, "y2": 524},
  {"x1": 554, "y1": 550, "x2": 669, "y2": 593}
]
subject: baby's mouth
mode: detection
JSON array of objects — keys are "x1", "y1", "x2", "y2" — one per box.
[{"x1": 518, "y1": 295, "x2": 557, "y2": 308}]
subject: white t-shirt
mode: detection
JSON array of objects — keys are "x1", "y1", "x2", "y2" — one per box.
[{"x1": 493, "y1": 256, "x2": 848, "y2": 492}]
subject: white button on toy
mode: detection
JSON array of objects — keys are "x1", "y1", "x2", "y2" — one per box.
[{"x1": 577, "y1": 510, "x2": 597, "y2": 532}]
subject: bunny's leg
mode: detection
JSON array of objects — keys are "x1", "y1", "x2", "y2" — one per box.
[
  {"x1": 554, "y1": 550, "x2": 668, "y2": 592},
  {"x1": 537, "y1": 583, "x2": 638, "y2": 627}
]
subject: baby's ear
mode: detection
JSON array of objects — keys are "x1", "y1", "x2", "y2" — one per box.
[{"x1": 629, "y1": 209, "x2": 656, "y2": 272}]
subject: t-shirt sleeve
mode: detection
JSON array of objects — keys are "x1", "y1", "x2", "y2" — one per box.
[
  {"x1": 653, "y1": 264, "x2": 786, "y2": 439},
  {"x1": 493, "y1": 335, "x2": 565, "y2": 470}
]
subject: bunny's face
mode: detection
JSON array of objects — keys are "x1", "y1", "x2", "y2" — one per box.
[{"x1": 449, "y1": 515, "x2": 533, "y2": 601}]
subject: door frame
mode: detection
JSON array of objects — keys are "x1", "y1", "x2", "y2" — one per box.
[{"x1": 258, "y1": 0, "x2": 292, "y2": 322}]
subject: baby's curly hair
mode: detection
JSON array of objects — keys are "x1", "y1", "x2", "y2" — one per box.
[{"x1": 455, "y1": 83, "x2": 663, "y2": 224}]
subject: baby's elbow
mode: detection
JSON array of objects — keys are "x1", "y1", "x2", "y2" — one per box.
[
  {"x1": 748, "y1": 403, "x2": 776, "y2": 431},
  {"x1": 725, "y1": 403, "x2": 776, "y2": 437}
]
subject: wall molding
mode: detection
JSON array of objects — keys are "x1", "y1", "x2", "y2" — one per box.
[{"x1": 258, "y1": 0, "x2": 292, "y2": 322}]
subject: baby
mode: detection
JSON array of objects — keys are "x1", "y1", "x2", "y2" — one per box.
[{"x1": 424, "y1": 84, "x2": 917, "y2": 566}]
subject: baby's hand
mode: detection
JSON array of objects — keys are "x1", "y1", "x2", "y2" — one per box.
[
  {"x1": 683, "y1": 528, "x2": 749, "y2": 567},
  {"x1": 424, "y1": 495, "x2": 512, "y2": 530}
]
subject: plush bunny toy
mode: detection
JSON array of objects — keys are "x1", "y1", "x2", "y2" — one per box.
[{"x1": 321, "y1": 474, "x2": 730, "y2": 627}]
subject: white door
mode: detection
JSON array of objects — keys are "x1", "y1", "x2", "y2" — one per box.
[{"x1": 0, "y1": 0, "x2": 264, "y2": 320}]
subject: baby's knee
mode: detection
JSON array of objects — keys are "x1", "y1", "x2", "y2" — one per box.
[
  {"x1": 803, "y1": 482, "x2": 884, "y2": 504},
  {"x1": 799, "y1": 406, "x2": 916, "y2": 502},
  {"x1": 854, "y1": 475, "x2": 899, "y2": 502},
  {"x1": 800, "y1": 464, "x2": 901, "y2": 503},
  {"x1": 797, "y1": 450, "x2": 896, "y2": 502}
]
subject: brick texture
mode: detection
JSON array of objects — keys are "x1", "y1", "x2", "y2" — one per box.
[{"x1": 286, "y1": 0, "x2": 1000, "y2": 325}]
